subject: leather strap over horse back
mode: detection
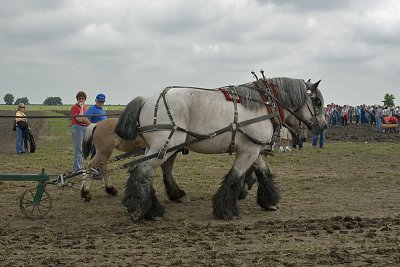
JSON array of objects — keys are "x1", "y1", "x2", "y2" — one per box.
[
  {"x1": 268, "y1": 79, "x2": 285, "y2": 122},
  {"x1": 125, "y1": 112, "x2": 279, "y2": 169},
  {"x1": 254, "y1": 79, "x2": 283, "y2": 131},
  {"x1": 219, "y1": 86, "x2": 241, "y2": 103},
  {"x1": 136, "y1": 84, "x2": 281, "y2": 163}
]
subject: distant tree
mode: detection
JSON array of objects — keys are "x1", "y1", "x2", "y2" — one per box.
[
  {"x1": 3, "y1": 93, "x2": 14, "y2": 105},
  {"x1": 14, "y1": 97, "x2": 30, "y2": 105},
  {"x1": 43, "y1": 97, "x2": 63, "y2": 106},
  {"x1": 382, "y1": 93, "x2": 395, "y2": 107}
]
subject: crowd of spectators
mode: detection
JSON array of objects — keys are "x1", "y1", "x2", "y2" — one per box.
[{"x1": 326, "y1": 103, "x2": 400, "y2": 132}]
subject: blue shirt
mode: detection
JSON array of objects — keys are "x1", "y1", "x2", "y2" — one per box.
[{"x1": 85, "y1": 105, "x2": 107, "y2": 123}]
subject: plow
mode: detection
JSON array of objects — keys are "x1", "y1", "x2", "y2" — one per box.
[{"x1": 0, "y1": 168, "x2": 100, "y2": 219}]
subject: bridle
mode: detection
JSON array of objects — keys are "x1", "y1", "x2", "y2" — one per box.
[{"x1": 255, "y1": 78, "x2": 323, "y2": 134}]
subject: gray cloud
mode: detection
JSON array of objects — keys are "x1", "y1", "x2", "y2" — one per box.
[{"x1": 0, "y1": 0, "x2": 399, "y2": 106}]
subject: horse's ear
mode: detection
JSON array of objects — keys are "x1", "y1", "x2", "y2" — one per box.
[
  {"x1": 310, "y1": 80, "x2": 321, "y2": 91},
  {"x1": 307, "y1": 79, "x2": 311, "y2": 83}
]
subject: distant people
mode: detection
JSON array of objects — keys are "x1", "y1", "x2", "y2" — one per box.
[
  {"x1": 292, "y1": 123, "x2": 307, "y2": 150},
  {"x1": 70, "y1": 91, "x2": 91, "y2": 172},
  {"x1": 85, "y1": 93, "x2": 108, "y2": 157},
  {"x1": 349, "y1": 106, "x2": 354, "y2": 124},
  {"x1": 341, "y1": 105, "x2": 349, "y2": 127},
  {"x1": 278, "y1": 127, "x2": 292, "y2": 152},
  {"x1": 312, "y1": 129, "x2": 325, "y2": 149},
  {"x1": 355, "y1": 105, "x2": 361, "y2": 124},
  {"x1": 331, "y1": 104, "x2": 339, "y2": 126},
  {"x1": 375, "y1": 106, "x2": 383, "y2": 133},
  {"x1": 361, "y1": 104, "x2": 368, "y2": 124},
  {"x1": 15, "y1": 103, "x2": 28, "y2": 155}
]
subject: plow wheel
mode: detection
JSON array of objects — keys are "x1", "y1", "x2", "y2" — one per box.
[{"x1": 19, "y1": 188, "x2": 52, "y2": 219}]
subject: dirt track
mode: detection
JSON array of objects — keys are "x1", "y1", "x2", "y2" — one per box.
[{"x1": 0, "y1": 111, "x2": 399, "y2": 266}]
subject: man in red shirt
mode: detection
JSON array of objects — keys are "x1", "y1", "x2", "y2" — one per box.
[{"x1": 70, "y1": 91, "x2": 91, "y2": 171}]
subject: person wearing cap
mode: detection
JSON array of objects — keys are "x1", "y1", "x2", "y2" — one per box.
[
  {"x1": 15, "y1": 103, "x2": 28, "y2": 155},
  {"x1": 85, "y1": 93, "x2": 108, "y2": 157},
  {"x1": 85, "y1": 93, "x2": 108, "y2": 123},
  {"x1": 70, "y1": 91, "x2": 91, "y2": 171}
]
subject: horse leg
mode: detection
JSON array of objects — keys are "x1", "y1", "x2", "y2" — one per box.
[
  {"x1": 91, "y1": 150, "x2": 118, "y2": 197},
  {"x1": 123, "y1": 162, "x2": 164, "y2": 221},
  {"x1": 212, "y1": 152, "x2": 259, "y2": 220},
  {"x1": 102, "y1": 162, "x2": 118, "y2": 197},
  {"x1": 253, "y1": 155, "x2": 280, "y2": 210},
  {"x1": 81, "y1": 159, "x2": 94, "y2": 202},
  {"x1": 238, "y1": 167, "x2": 257, "y2": 200},
  {"x1": 161, "y1": 152, "x2": 189, "y2": 203},
  {"x1": 80, "y1": 179, "x2": 92, "y2": 202}
]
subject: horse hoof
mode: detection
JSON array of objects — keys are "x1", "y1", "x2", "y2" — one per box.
[
  {"x1": 129, "y1": 213, "x2": 141, "y2": 222},
  {"x1": 178, "y1": 195, "x2": 190, "y2": 203},
  {"x1": 81, "y1": 190, "x2": 92, "y2": 202},
  {"x1": 84, "y1": 193, "x2": 92, "y2": 202},
  {"x1": 224, "y1": 215, "x2": 239, "y2": 220},
  {"x1": 106, "y1": 187, "x2": 118, "y2": 196},
  {"x1": 129, "y1": 208, "x2": 143, "y2": 222},
  {"x1": 267, "y1": 205, "x2": 278, "y2": 211}
]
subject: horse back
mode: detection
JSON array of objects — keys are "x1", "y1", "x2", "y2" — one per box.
[
  {"x1": 93, "y1": 118, "x2": 146, "y2": 154},
  {"x1": 139, "y1": 88, "x2": 274, "y2": 152}
]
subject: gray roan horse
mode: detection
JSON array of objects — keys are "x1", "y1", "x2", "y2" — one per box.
[
  {"x1": 115, "y1": 77, "x2": 327, "y2": 220},
  {"x1": 81, "y1": 118, "x2": 254, "y2": 202}
]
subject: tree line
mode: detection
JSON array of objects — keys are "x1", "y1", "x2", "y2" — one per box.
[{"x1": 3, "y1": 94, "x2": 63, "y2": 105}]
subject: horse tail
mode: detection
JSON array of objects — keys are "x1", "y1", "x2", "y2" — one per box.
[
  {"x1": 115, "y1": 96, "x2": 146, "y2": 140},
  {"x1": 83, "y1": 123, "x2": 97, "y2": 159}
]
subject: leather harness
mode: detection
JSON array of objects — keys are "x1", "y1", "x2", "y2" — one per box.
[{"x1": 124, "y1": 78, "x2": 319, "y2": 168}]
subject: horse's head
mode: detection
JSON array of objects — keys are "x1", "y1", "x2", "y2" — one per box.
[{"x1": 301, "y1": 79, "x2": 327, "y2": 134}]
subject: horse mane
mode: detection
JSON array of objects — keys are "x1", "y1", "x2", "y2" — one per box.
[{"x1": 235, "y1": 77, "x2": 308, "y2": 110}]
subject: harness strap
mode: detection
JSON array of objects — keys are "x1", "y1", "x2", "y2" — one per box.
[
  {"x1": 152, "y1": 87, "x2": 179, "y2": 159},
  {"x1": 123, "y1": 112, "x2": 279, "y2": 169},
  {"x1": 254, "y1": 79, "x2": 282, "y2": 140},
  {"x1": 236, "y1": 128, "x2": 273, "y2": 146},
  {"x1": 158, "y1": 126, "x2": 177, "y2": 159},
  {"x1": 228, "y1": 86, "x2": 239, "y2": 155}
]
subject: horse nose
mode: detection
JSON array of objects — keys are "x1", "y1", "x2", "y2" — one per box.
[{"x1": 324, "y1": 125, "x2": 327, "y2": 129}]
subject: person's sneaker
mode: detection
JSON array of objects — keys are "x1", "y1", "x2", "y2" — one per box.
[
  {"x1": 279, "y1": 146, "x2": 284, "y2": 152},
  {"x1": 285, "y1": 146, "x2": 291, "y2": 152}
]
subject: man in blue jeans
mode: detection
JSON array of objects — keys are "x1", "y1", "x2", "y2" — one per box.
[
  {"x1": 374, "y1": 106, "x2": 383, "y2": 133},
  {"x1": 312, "y1": 129, "x2": 325, "y2": 149}
]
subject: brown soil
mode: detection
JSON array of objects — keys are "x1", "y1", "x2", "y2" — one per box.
[
  {"x1": 325, "y1": 124, "x2": 400, "y2": 143},
  {"x1": 0, "y1": 112, "x2": 399, "y2": 266}
]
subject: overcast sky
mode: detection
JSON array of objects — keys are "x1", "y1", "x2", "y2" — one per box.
[{"x1": 1, "y1": 0, "x2": 399, "y2": 106}]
